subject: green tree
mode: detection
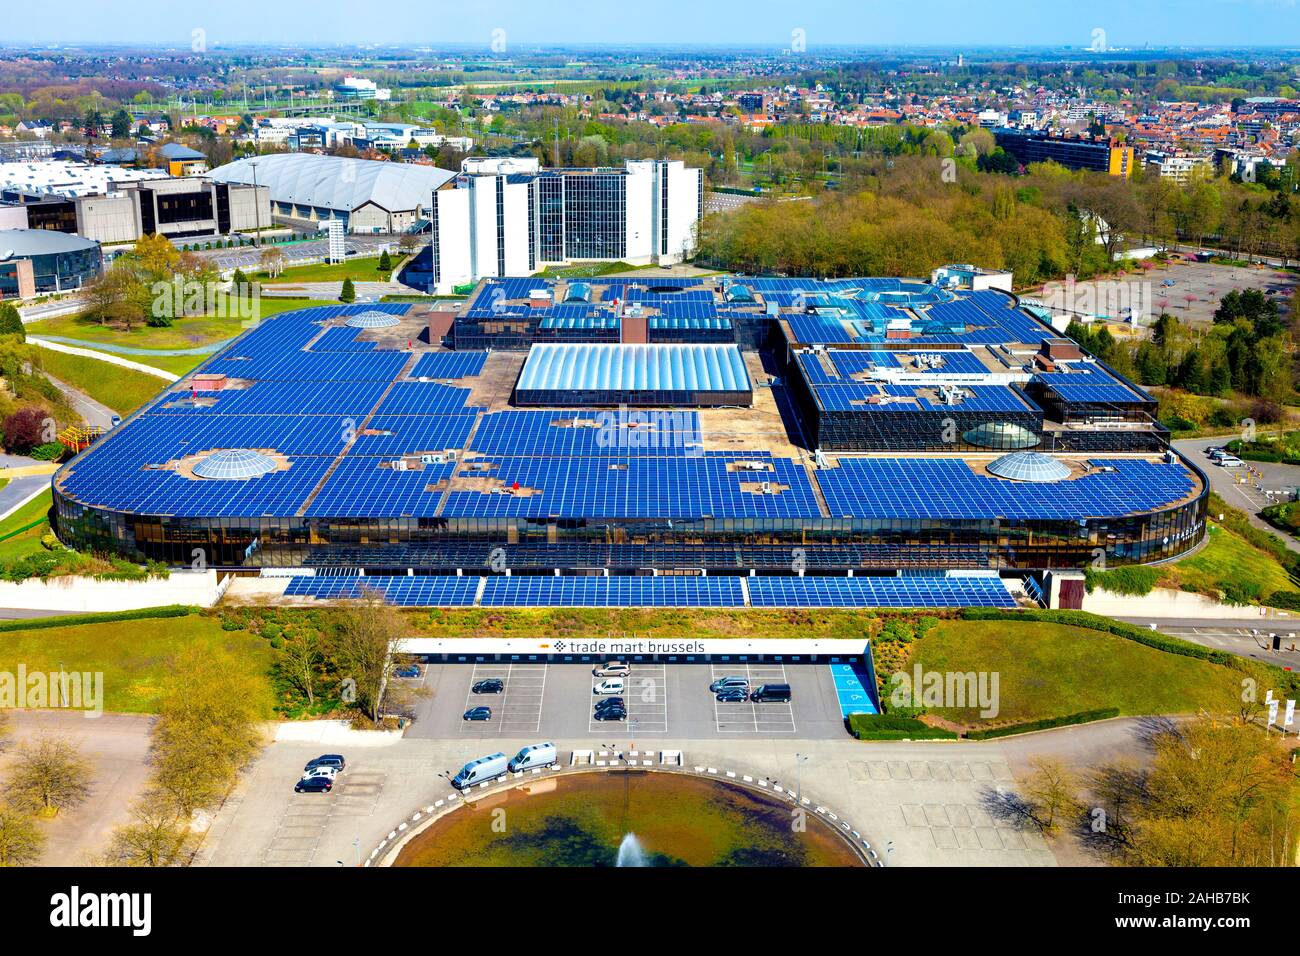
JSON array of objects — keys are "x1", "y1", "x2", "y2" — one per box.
[
  {"x1": 339, "y1": 277, "x2": 356, "y2": 303},
  {"x1": 5, "y1": 736, "x2": 92, "y2": 816},
  {"x1": 0, "y1": 302, "x2": 23, "y2": 340},
  {"x1": 0, "y1": 805, "x2": 43, "y2": 866}
]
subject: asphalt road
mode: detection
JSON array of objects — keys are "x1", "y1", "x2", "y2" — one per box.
[{"x1": 1174, "y1": 435, "x2": 1300, "y2": 552}]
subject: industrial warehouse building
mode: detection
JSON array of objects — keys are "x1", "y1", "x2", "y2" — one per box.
[
  {"x1": 0, "y1": 160, "x2": 270, "y2": 245},
  {"x1": 422, "y1": 157, "x2": 702, "y2": 294},
  {"x1": 207, "y1": 153, "x2": 455, "y2": 234},
  {"x1": 52, "y1": 273, "x2": 1207, "y2": 611}
]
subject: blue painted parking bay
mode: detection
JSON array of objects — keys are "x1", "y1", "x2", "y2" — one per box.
[{"x1": 830, "y1": 661, "x2": 879, "y2": 716}]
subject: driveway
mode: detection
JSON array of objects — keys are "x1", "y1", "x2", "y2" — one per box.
[
  {"x1": 1174, "y1": 435, "x2": 1300, "y2": 552},
  {"x1": 195, "y1": 720, "x2": 1164, "y2": 868}
]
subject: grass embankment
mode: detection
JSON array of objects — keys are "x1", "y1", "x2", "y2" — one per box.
[
  {"x1": 0, "y1": 610, "x2": 273, "y2": 714},
  {"x1": 895, "y1": 619, "x2": 1241, "y2": 732},
  {"x1": 34, "y1": 350, "x2": 168, "y2": 417},
  {"x1": 1156, "y1": 523, "x2": 1297, "y2": 603}
]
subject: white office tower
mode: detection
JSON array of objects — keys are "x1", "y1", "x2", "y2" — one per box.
[{"x1": 426, "y1": 158, "x2": 703, "y2": 294}]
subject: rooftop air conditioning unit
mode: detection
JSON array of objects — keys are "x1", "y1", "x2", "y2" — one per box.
[{"x1": 391, "y1": 459, "x2": 408, "y2": 471}]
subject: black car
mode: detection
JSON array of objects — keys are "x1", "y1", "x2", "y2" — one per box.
[
  {"x1": 472, "y1": 679, "x2": 505, "y2": 694},
  {"x1": 304, "y1": 754, "x2": 346, "y2": 773},
  {"x1": 594, "y1": 696, "x2": 625, "y2": 711},
  {"x1": 295, "y1": 776, "x2": 333, "y2": 793},
  {"x1": 593, "y1": 706, "x2": 627, "y2": 721},
  {"x1": 463, "y1": 706, "x2": 492, "y2": 721},
  {"x1": 715, "y1": 687, "x2": 750, "y2": 703}
]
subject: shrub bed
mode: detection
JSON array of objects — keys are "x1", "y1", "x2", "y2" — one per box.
[{"x1": 965, "y1": 707, "x2": 1120, "y2": 740}]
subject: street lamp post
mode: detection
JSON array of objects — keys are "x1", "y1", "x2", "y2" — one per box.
[
  {"x1": 794, "y1": 752, "x2": 809, "y2": 805},
  {"x1": 250, "y1": 160, "x2": 261, "y2": 249}
]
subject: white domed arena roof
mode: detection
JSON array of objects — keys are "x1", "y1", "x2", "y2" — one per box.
[
  {"x1": 193, "y1": 449, "x2": 278, "y2": 480},
  {"x1": 346, "y1": 310, "x2": 401, "y2": 329},
  {"x1": 986, "y1": 452, "x2": 1071, "y2": 483}
]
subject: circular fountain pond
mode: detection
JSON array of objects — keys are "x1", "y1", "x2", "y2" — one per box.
[{"x1": 392, "y1": 769, "x2": 864, "y2": 867}]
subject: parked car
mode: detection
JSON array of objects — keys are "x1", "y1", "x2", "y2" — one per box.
[
  {"x1": 509, "y1": 743, "x2": 559, "y2": 772},
  {"x1": 593, "y1": 678, "x2": 625, "y2": 696},
  {"x1": 715, "y1": 687, "x2": 750, "y2": 703},
  {"x1": 304, "y1": 754, "x2": 346, "y2": 773},
  {"x1": 1217, "y1": 456, "x2": 1245, "y2": 468},
  {"x1": 463, "y1": 706, "x2": 493, "y2": 721},
  {"x1": 393, "y1": 663, "x2": 421, "y2": 679},
  {"x1": 295, "y1": 776, "x2": 333, "y2": 793},
  {"x1": 594, "y1": 696, "x2": 625, "y2": 711},
  {"x1": 452, "y1": 752, "x2": 509, "y2": 789},
  {"x1": 1204, "y1": 446, "x2": 1224, "y2": 457},
  {"x1": 301, "y1": 766, "x2": 338, "y2": 780},
  {"x1": 593, "y1": 702, "x2": 627, "y2": 720},
  {"x1": 593, "y1": 661, "x2": 631, "y2": 678},
  {"x1": 750, "y1": 683, "x2": 792, "y2": 703},
  {"x1": 709, "y1": 676, "x2": 749, "y2": 693},
  {"x1": 472, "y1": 678, "x2": 504, "y2": 694}
]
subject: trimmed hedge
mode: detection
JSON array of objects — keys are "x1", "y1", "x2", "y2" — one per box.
[
  {"x1": 0, "y1": 605, "x2": 199, "y2": 634},
  {"x1": 965, "y1": 708, "x2": 1120, "y2": 741},
  {"x1": 1266, "y1": 591, "x2": 1300, "y2": 611},
  {"x1": 1083, "y1": 565, "x2": 1158, "y2": 596},
  {"x1": 961, "y1": 607, "x2": 1237, "y2": 665},
  {"x1": 849, "y1": 713, "x2": 959, "y2": 740}
]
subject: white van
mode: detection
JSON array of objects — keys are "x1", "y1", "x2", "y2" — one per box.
[
  {"x1": 1218, "y1": 456, "x2": 1245, "y2": 468},
  {"x1": 452, "y1": 752, "x2": 509, "y2": 790},
  {"x1": 593, "y1": 661, "x2": 630, "y2": 678},
  {"x1": 509, "y1": 743, "x2": 558, "y2": 772},
  {"x1": 593, "y1": 678, "x2": 625, "y2": 696}
]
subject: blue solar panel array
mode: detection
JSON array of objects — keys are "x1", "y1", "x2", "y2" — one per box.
[
  {"x1": 817, "y1": 458, "x2": 1195, "y2": 520},
  {"x1": 481, "y1": 576, "x2": 745, "y2": 607},
  {"x1": 409, "y1": 351, "x2": 488, "y2": 380},
  {"x1": 279, "y1": 573, "x2": 1012, "y2": 609},
  {"x1": 749, "y1": 576, "x2": 1016, "y2": 608},
  {"x1": 284, "y1": 575, "x2": 480, "y2": 605},
  {"x1": 1036, "y1": 363, "x2": 1146, "y2": 404}
]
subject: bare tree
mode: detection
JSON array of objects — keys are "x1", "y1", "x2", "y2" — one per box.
[
  {"x1": 280, "y1": 629, "x2": 323, "y2": 707},
  {"x1": 259, "y1": 246, "x2": 287, "y2": 278},
  {"x1": 5, "y1": 736, "x2": 92, "y2": 816},
  {"x1": 0, "y1": 804, "x2": 44, "y2": 866},
  {"x1": 94, "y1": 798, "x2": 190, "y2": 867},
  {"x1": 331, "y1": 588, "x2": 407, "y2": 722},
  {"x1": 1022, "y1": 758, "x2": 1084, "y2": 834}
]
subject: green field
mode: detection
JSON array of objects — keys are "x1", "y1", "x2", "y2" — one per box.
[
  {"x1": 258, "y1": 255, "x2": 406, "y2": 284},
  {"x1": 0, "y1": 612, "x2": 273, "y2": 714},
  {"x1": 26, "y1": 296, "x2": 336, "y2": 351},
  {"x1": 35, "y1": 350, "x2": 170, "y2": 417},
  {"x1": 898, "y1": 619, "x2": 1242, "y2": 728},
  {"x1": 0, "y1": 489, "x2": 53, "y2": 565}
]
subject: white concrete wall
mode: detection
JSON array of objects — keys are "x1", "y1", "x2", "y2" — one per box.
[
  {"x1": 0, "y1": 569, "x2": 222, "y2": 612},
  {"x1": 1082, "y1": 585, "x2": 1294, "y2": 621},
  {"x1": 624, "y1": 160, "x2": 655, "y2": 262},
  {"x1": 664, "y1": 161, "x2": 701, "y2": 261},
  {"x1": 502, "y1": 178, "x2": 532, "y2": 275},
  {"x1": 431, "y1": 187, "x2": 471, "y2": 295}
]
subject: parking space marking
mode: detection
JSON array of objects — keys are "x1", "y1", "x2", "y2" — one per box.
[
  {"x1": 498, "y1": 664, "x2": 546, "y2": 735},
  {"x1": 584, "y1": 664, "x2": 669, "y2": 734},
  {"x1": 710, "y1": 663, "x2": 796, "y2": 734}
]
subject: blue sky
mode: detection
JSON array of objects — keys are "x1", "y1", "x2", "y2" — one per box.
[{"x1": 7, "y1": 0, "x2": 1298, "y2": 48}]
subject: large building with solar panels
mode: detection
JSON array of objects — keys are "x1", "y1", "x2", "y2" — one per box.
[{"x1": 50, "y1": 273, "x2": 1207, "y2": 610}]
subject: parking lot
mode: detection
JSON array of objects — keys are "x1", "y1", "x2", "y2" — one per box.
[{"x1": 408, "y1": 660, "x2": 853, "y2": 740}]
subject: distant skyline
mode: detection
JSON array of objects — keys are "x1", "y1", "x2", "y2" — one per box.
[{"x1": 6, "y1": 0, "x2": 1300, "y2": 49}]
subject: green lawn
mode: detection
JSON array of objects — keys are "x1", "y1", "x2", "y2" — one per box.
[
  {"x1": 35, "y1": 350, "x2": 170, "y2": 417},
  {"x1": 26, "y1": 296, "x2": 336, "y2": 351},
  {"x1": 898, "y1": 619, "x2": 1242, "y2": 728},
  {"x1": 1158, "y1": 524, "x2": 1297, "y2": 604},
  {"x1": 0, "y1": 612, "x2": 273, "y2": 714},
  {"x1": 0, "y1": 489, "x2": 53, "y2": 565},
  {"x1": 258, "y1": 255, "x2": 406, "y2": 284}
]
